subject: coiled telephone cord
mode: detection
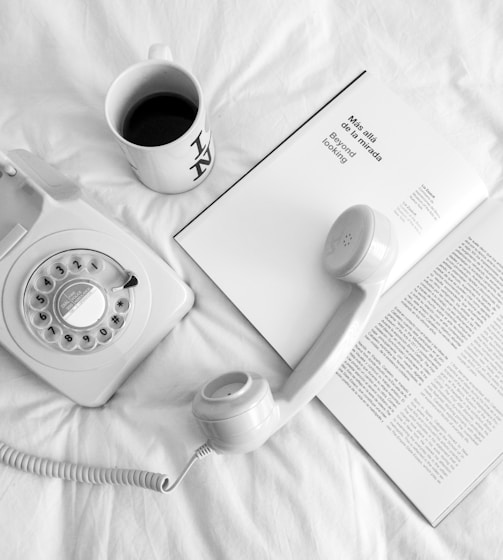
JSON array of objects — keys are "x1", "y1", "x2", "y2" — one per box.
[{"x1": 0, "y1": 440, "x2": 212, "y2": 493}]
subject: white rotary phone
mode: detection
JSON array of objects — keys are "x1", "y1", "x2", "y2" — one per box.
[
  {"x1": 0, "y1": 151, "x2": 397, "y2": 492},
  {"x1": 0, "y1": 149, "x2": 194, "y2": 407}
]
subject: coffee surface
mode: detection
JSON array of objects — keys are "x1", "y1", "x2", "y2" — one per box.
[{"x1": 122, "y1": 93, "x2": 197, "y2": 146}]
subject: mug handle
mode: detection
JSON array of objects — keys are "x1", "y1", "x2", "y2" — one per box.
[{"x1": 148, "y1": 44, "x2": 173, "y2": 62}]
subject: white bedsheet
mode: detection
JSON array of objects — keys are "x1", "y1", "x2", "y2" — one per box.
[{"x1": 1, "y1": 1, "x2": 502, "y2": 558}]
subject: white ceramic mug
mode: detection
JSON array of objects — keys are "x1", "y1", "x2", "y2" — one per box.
[{"x1": 105, "y1": 44, "x2": 214, "y2": 194}]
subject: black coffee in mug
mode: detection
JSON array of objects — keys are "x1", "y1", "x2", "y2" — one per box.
[{"x1": 122, "y1": 92, "x2": 198, "y2": 147}]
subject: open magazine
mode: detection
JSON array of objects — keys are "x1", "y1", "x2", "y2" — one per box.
[{"x1": 175, "y1": 71, "x2": 499, "y2": 525}]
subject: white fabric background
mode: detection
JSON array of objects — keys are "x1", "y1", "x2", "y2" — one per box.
[{"x1": 0, "y1": 1, "x2": 502, "y2": 558}]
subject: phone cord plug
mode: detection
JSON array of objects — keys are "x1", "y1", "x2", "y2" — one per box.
[{"x1": 0, "y1": 440, "x2": 213, "y2": 494}]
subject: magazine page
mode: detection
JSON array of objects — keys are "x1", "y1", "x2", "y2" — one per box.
[
  {"x1": 176, "y1": 72, "x2": 487, "y2": 367},
  {"x1": 319, "y1": 199, "x2": 503, "y2": 525}
]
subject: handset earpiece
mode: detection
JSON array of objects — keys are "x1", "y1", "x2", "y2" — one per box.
[
  {"x1": 193, "y1": 205, "x2": 397, "y2": 454},
  {"x1": 324, "y1": 204, "x2": 396, "y2": 283}
]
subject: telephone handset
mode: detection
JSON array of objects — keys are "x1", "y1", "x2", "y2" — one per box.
[
  {"x1": 0, "y1": 149, "x2": 193, "y2": 406},
  {"x1": 192, "y1": 204, "x2": 398, "y2": 454}
]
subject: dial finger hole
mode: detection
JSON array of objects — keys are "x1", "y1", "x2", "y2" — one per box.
[
  {"x1": 115, "y1": 298, "x2": 130, "y2": 313},
  {"x1": 43, "y1": 324, "x2": 61, "y2": 343},
  {"x1": 79, "y1": 333, "x2": 96, "y2": 351},
  {"x1": 29, "y1": 292, "x2": 49, "y2": 310},
  {"x1": 33, "y1": 310, "x2": 52, "y2": 328},
  {"x1": 69, "y1": 256, "x2": 85, "y2": 273},
  {"x1": 109, "y1": 314, "x2": 124, "y2": 330},
  {"x1": 36, "y1": 276, "x2": 55, "y2": 293},
  {"x1": 97, "y1": 326, "x2": 112, "y2": 344},
  {"x1": 87, "y1": 257, "x2": 104, "y2": 274},
  {"x1": 60, "y1": 332, "x2": 77, "y2": 351},
  {"x1": 50, "y1": 262, "x2": 67, "y2": 280}
]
